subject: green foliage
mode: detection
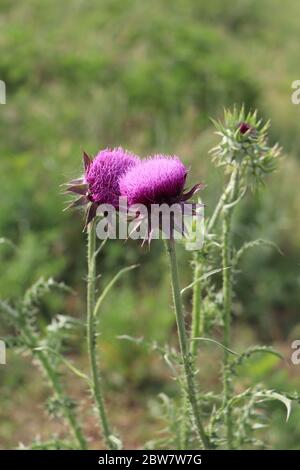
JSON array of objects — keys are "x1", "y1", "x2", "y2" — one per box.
[
  {"x1": 0, "y1": 278, "x2": 87, "y2": 448},
  {"x1": 0, "y1": 0, "x2": 300, "y2": 450}
]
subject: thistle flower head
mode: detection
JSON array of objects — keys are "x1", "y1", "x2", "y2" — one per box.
[
  {"x1": 64, "y1": 147, "x2": 139, "y2": 229},
  {"x1": 120, "y1": 156, "x2": 188, "y2": 206},
  {"x1": 210, "y1": 106, "x2": 281, "y2": 187},
  {"x1": 86, "y1": 148, "x2": 139, "y2": 205},
  {"x1": 120, "y1": 155, "x2": 203, "y2": 244}
]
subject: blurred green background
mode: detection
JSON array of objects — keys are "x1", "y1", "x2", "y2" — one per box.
[{"x1": 0, "y1": 0, "x2": 300, "y2": 449}]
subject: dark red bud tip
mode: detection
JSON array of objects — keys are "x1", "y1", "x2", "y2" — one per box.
[{"x1": 239, "y1": 122, "x2": 252, "y2": 135}]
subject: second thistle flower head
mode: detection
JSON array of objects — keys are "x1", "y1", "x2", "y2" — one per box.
[
  {"x1": 64, "y1": 147, "x2": 139, "y2": 228},
  {"x1": 119, "y1": 155, "x2": 203, "y2": 243},
  {"x1": 120, "y1": 155, "x2": 202, "y2": 207},
  {"x1": 210, "y1": 107, "x2": 281, "y2": 187},
  {"x1": 120, "y1": 156, "x2": 187, "y2": 206}
]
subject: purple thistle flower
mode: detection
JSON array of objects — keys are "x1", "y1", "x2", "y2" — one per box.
[
  {"x1": 64, "y1": 147, "x2": 139, "y2": 229},
  {"x1": 119, "y1": 155, "x2": 203, "y2": 243},
  {"x1": 86, "y1": 148, "x2": 139, "y2": 205},
  {"x1": 120, "y1": 156, "x2": 190, "y2": 206}
]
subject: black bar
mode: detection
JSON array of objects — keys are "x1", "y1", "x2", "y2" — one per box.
[{"x1": 0, "y1": 450, "x2": 298, "y2": 466}]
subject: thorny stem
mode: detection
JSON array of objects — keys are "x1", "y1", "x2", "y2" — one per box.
[
  {"x1": 186, "y1": 244, "x2": 205, "y2": 448},
  {"x1": 87, "y1": 221, "x2": 115, "y2": 450},
  {"x1": 22, "y1": 326, "x2": 87, "y2": 449},
  {"x1": 181, "y1": 249, "x2": 204, "y2": 449},
  {"x1": 207, "y1": 193, "x2": 225, "y2": 234},
  {"x1": 190, "y1": 171, "x2": 234, "y2": 371},
  {"x1": 192, "y1": 171, "x2": 237, "y2": 365},
  {"x1": 207, "y1": 174, "x2": 237, "y2": 234},
  {"x1": 221, "y1": 168, "x2": 239, "y2": 449},
  {"x1": 190, "y1": 251, "x2": 205, "y2": 358},
  {"x1": 179, "y1": 393, "x2": 190, "y2": 449},
  {"x1": 165, "y1": 239, "x2": 211, "y2": 449},
  {"x1": 191, "y1": 166, "x2": 240, "y2": 449},
  {"x1": 222, "y1": 210, "x2": 233, "y2": 448}
]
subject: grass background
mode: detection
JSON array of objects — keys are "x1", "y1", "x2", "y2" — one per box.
[{"x1": 0, "y1": 0, "x2": 300, "y2": 449}]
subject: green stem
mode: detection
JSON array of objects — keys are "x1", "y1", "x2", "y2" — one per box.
[
  {"x1": 207, "y1": 193, "x2": 224, "y2": 234},
  {"x1": 87, "y1": 221, "x2": 115, "y2": 450},
  {"x1": 207, "y1": 172, "x2": 237, "y2": 234},
  {"x1": 221, "y1": 168, "x2": 239, "y2": 449},
  {"x1": 179, "y1": 393, "x2": 190, "y2": 449},
  {"x1": 222, "y1": 209, "x2": 233, "y2": 449},
  {"x1": 165, "y1": 239, "x2": 211, "y2": 449},
  {"x1": 190, "y1": 251, "x2": 204, "y2": 358},
  {"x1": 184, "y1": 250, "x2": 204, "y2": 449}
]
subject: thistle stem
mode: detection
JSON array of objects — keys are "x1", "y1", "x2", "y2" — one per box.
[
  {"x1": 207, "y1": 176, "x2": 236, "y2": 234},
  {"x1": 190, "y1": 251, "x2": 204, "y2": 358},
  {"x1": 179, "y1": 394, "x2": 190, "y2": 449},
  {"x1": 222, "y1": 209, "x2": 233, "y2": 448},
  {"x1": 87, "y1": 221, "x2": 115, "y2": 450},
  {"x1": 221, "y1": 168, "x2": 239, "y2": 449},
  {"x1": 183, "y1": 249, "x2": 204, "y2": 449},
  {"x1": 165, "y1": 239, "x2": 211, "y2": 449}
]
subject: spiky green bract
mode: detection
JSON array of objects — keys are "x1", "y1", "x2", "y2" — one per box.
[{"x1": 210, "y1": 107, "x2": 281, "y2": 188}]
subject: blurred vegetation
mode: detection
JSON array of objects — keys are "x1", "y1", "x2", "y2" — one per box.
[{"x1": 0, "y1": 0, "x2": 300, "y2": 449}]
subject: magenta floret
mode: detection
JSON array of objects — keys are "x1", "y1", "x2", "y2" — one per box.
[{"x1": 120, "y1": 155, "x2": 187, "y2": 206}]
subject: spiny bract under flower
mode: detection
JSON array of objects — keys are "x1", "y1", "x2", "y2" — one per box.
[{"x1": 119, "y1": 155, "x2": 188, "y2": 206}]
